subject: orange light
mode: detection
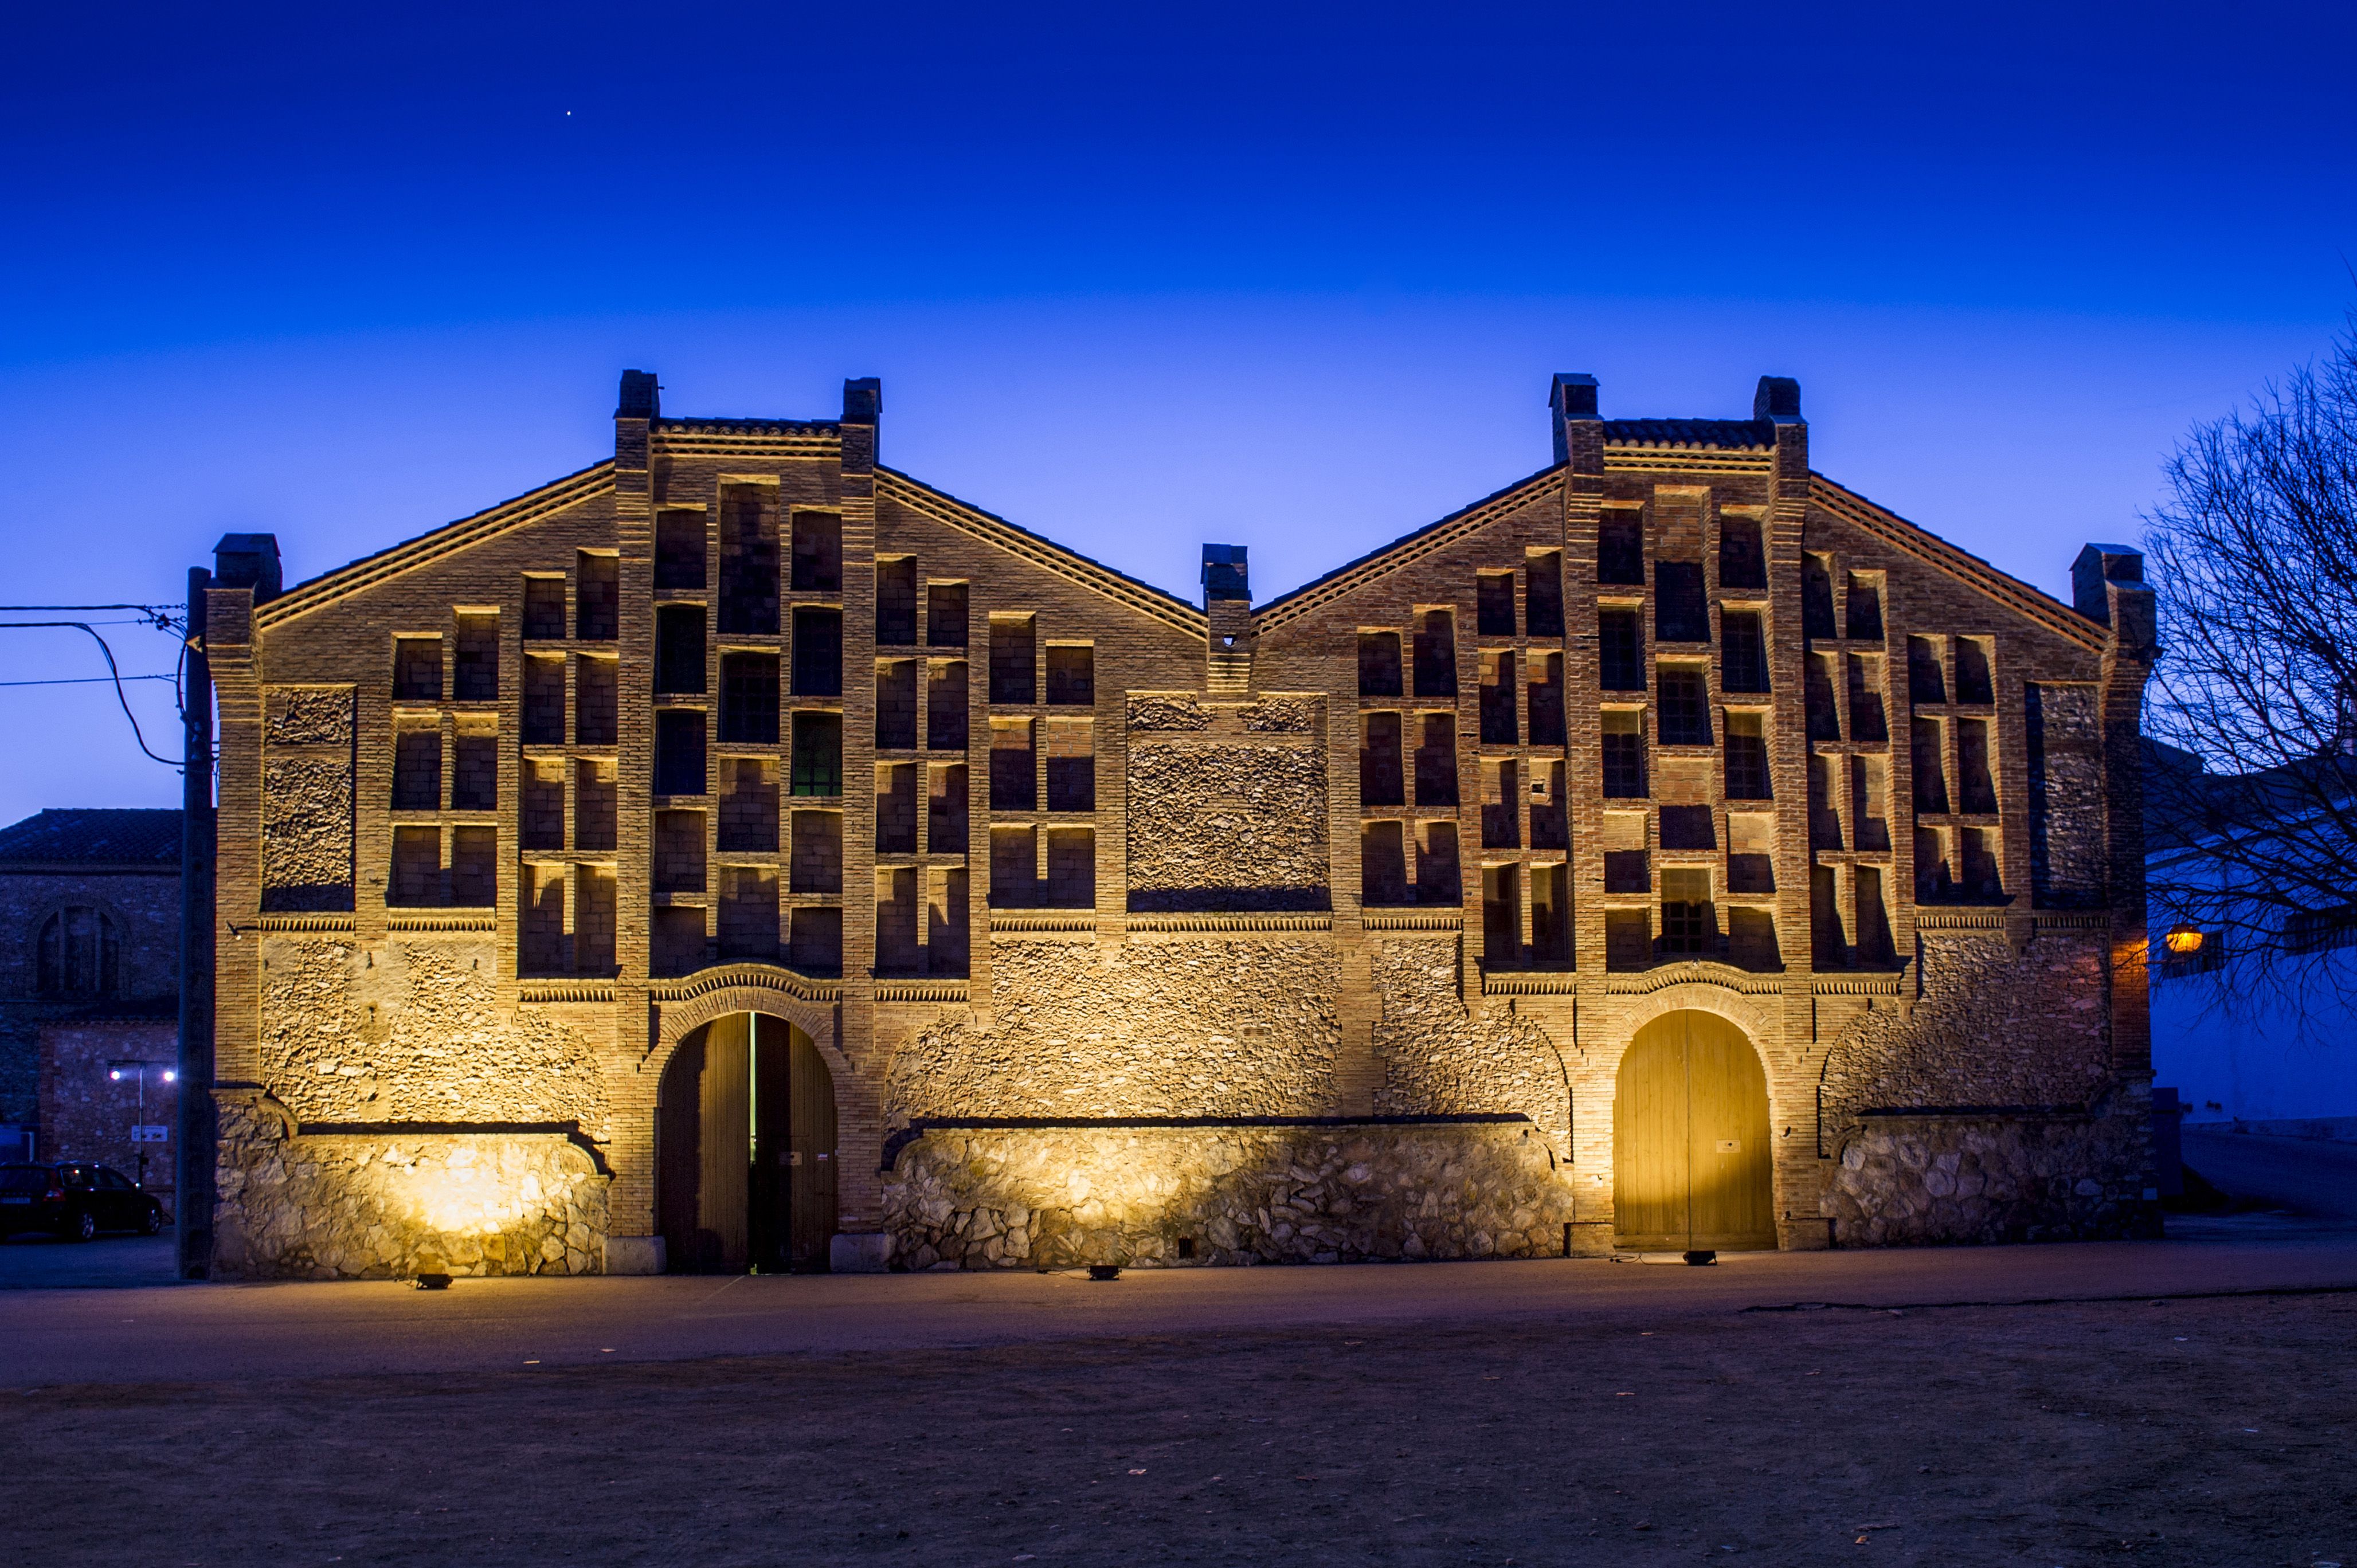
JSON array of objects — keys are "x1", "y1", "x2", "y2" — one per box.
[{"x1": 2164, "y1": 924, "x2": 2205, "y2": 955}]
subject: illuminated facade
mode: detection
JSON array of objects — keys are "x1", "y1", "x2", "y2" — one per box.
[{"x1": 202, "y1": 370, "x2": 2160, "y2": 1278}]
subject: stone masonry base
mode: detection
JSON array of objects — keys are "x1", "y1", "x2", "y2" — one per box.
[
  {"x1": 881, "y1": 1122, "x2": 1578, "y2": 1270},
  {"x1": 211, "y1": 1095, "x2": 611, "y2": 1280}
]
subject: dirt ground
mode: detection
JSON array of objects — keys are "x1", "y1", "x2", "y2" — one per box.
[{"x1": 6, "y1": 1290, "x2": 2351, "y2": 1568}]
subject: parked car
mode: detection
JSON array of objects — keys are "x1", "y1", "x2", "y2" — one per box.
[{"x1": 0, "y1": 1162, "x2": 166, "y2": 1241}]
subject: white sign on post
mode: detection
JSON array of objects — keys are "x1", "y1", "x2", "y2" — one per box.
[{"x1": 131, "y1": 1125, "x2": 170, "y2": 1144}]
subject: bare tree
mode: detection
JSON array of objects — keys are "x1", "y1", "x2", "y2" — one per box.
[{"x1": 2141, "y1": 314, "x2": 2357, "y2": 1010}]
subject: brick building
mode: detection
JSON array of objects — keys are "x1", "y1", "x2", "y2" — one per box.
[
  {"x1": 0, "y1": 809, "x2": 182, "y2": 1189},
  {"x1": 201, "y1": 369, "x2": 2159, "y2": 1279}
]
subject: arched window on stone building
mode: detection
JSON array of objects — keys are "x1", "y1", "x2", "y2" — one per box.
[{"x1": 37, "y1": 907, "x2": 119, "y2": 998}]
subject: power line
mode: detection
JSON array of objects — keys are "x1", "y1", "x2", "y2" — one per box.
[
  {"x1": 0, "y1": 674, "x2": 177, "y2": 688},
  {"x1": 0, "y1": 622, "x2": 181, "y2": 767},
  {"x1": 0, "y1": 603, "x2": 183, "y2": 613}
]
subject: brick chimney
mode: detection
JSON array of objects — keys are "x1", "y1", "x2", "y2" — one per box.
[
  {"x1": 1202, "y1": 543, "x2": 1253, "y2": 692},
  {"x1": 1550, "y1": 373, "x2": 1601, "y2": 471}
]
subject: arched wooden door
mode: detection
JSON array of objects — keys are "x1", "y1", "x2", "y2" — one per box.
[
  {"x1": 1613, "y1": 1009, "x2": 1775, "y2": 1252},
  {"x1": 657, "y1": 1013, "x2": 839, "y2": 1273}
]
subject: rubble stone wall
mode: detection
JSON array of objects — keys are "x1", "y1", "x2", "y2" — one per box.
[
  {"x1": 891, "y1": 939, "x2": 1341, "y2": 1120},
  {"x1": 1371, "y1": 937, "x2": 1572, "y2": 1156},
  {"x1": 212, "y1": 1096, "x2": 609, "y2": 1279},
  {"x1": 883, "y1": 1122, "x2": 1576, "y2": 1269},
  {"x1": 257, "y1": 936, "x2": 608, "y2": 1130}
]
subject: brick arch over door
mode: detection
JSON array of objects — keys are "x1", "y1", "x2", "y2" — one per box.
[{"x1": 648, "y1": 983, "x2": 847, "y2": 1089}]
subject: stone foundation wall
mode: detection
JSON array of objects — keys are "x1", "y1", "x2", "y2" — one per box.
[
  {"x1": 882, "y1": 1122, "x2": 1576, "y2": 1270},
  {"x1": 211, "y1": 1096, "x2": 609, "y2": 1279},
  {"x1": 1819, "y1": 1085, "x2": 2154, "y2": 1245}
]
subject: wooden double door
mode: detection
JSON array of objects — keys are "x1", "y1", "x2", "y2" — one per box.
[
  {"x1": 1613, "y1": 1009, "x2": 1776, "y2": 1252},
  {"x1": 657, "y1": 1013, "x2": 839, "y2": 1273}
]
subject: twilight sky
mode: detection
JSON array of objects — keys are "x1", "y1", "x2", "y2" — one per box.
[{"x1": 1, "y1": 1, "x2": 2351, "y2": 824}]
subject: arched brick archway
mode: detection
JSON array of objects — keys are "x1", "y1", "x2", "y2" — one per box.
[{"x1": 645, "y1": 975, "x2": 847, "y2": 1088}]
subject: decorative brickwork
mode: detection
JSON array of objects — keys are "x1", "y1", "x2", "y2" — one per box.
[{"x1": 205, "y1": 368, "x2": 2159, "y2": 1279}]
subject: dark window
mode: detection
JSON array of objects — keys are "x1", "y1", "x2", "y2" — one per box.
[
  {"x1": 1361, "y1": 821, "x2": 1408, "y2": 905},
  {"x1": 789, "y1": 713, "x2": 842, "y2": 797},
  {"x1": 1909, "y1": 637, "x2": 1947, "y2": 703},
  {"x1": 1477, "y1": 573, "x2": 1516, "y2": 637},
  {"x1": 1845, "y1": 574, "x2": 1884, "y2": 641},
  {"x1": 718, "y1": 488, "x2": 780, "y2": 636},
  {"x1": 1602, "y1": 713, "x2": 1646, "y2": 798},
  {"x1": 36, "y1": 907, "x2": 118, "y2": 998},
  {"x1": 393, "y1": 729, "x2": 441, "y2": 810},
  {"x1": 1806, "y1": 654, "x2": 1841, "y2": 741},
  {"x1": 929, "y1": 765, "x2": 969, "y2": 854},
  {"x1": 990, "y1": 721, "x2": 1036, "y2": 811},
  {"x1": 1414, "y1": 820, "x2": 1460, "y2": 905},
  {"x1": 1657, "y1": 666, "x2": 1711, "y2": 746},
  {"x1": 575, "y1": 552, "x2": 618, "y2": 640},
  {"x1": 1361, "y1": 712, "x2": 1405, "y2": 807},
  {"x1": 720, "y1": 654, "x2": 780, "y2": 745},
  {"x1": 1525, "y1": 552, "x2": 1565, "y2": 638},
  {"x1": 1412, "y1": 611, "x2": 1457, "y2": 697},
  {"x1": 876, "y1": 660, "x2": 919, "y2": 750},
  {"x1": 1912, "y1": 719, "x2": 1950, "y2": 813},
  {"x1": 1528, "y1": 653, "x2": 1565, "y2": 747},
  {"x1": 1414, "y1": 713, "x2": 1458, "y2": 806},
  {"x1": 575, "y1": 657, "x2": 617, "y2": 747},
  {"x1": 449, "y1": 827, "x2": 497, "y2": 907},
  {"x1": 1599, "y1": 610, "x2": 1645, "y2": 692},
  {"x1": 389, "y1": 828, "x2": 441, "y2": 907},
  {"x1": 877, "y1": 559, "x2": 919, "y2": 646},
  {"x1": 989, "y1": 616, "x2": 1035, "y2": 704},
  {"x1": 1728, "y1": 853, "x2": 1775, "y2": 894},
  {"x1": 655, "y1": 605, "x2": 706, "y2": 694},
  {"x1": 1802, "y1": 557, "x2": 1837, "y2": 640},
  {"x1": 1599, "y1": 513, "x2": 1644, "y2": 585},
  {"x1": 876, "y1": 765, "x2": 918, "y2": 855},
  {"x1": 523, "y1": 657, "x2": 566, "y2": 746},
  {"x1": 790, "y1": 511, "x2": 841, "y2": 593},
  {"x1": 655, "y1": 510, "x2": 706, "y2": 590},
  {"x1": 522, "y1": 577, "x2": 567, "y2": 640},
  {"x1": 928, "y1": 661, "x2": 969, "y2": 750},
  {"x1": 393, "y1": 637, "x2": 441, "y2": 701},
  {"x1": 1659, "y1": 805, "x2": 1716, "y2": 850},
  {"x1": 1045, "y1": 645, "x2": 1094, "y2": 706},
  {"x1": 451, "y1": 731, "x2": 498, "y2": 810},
  {"x1": 1482, "y1": 761, "x2": 1519, "y2": 850},
  {"x1": 1358, "y1": 632, "x2": 1403, "y2": 697},
  {"x1": 1654, "y1": 562, "x2": 1709, "y2": 644},
  {"x1": 1955, "y1": 638, "x2": 1995, "y2": 705},
  {"x1": 1047, "y1": 749, "x2": 1095, "y2": 813},
  {"x1": 1847, "y1": 655, "x2": 1888, "y2": 742},
  {"x1": 655, "y1": 710, "x2": 706, "y2": 796},
  {"x1": 1721, "y1": 611, "x2": 1768, "y2": 693},
  {"x1": 1604, "y1": 850, "x2": 1650, "y2": 894},
  {"x1": 1661, "y1": 868, "x2": 1713, "y2": 955},
  {"x1": 1724, "y1": 714, "x2": 1771, "y2": 800},
  {"x1": 927, "y1": 582, "x2": 968, "y2": 647},
  {"x1": 1719, "y1": 517, "x2": 1765, "y2": 589},
  {"x1": 793, "y1": 609, "x2": 843, "y2": 696},
  {"x1": 1479, "y1": 653, "x2": 1517, "y2": 746},
  {"x1": 453, "y1": 614, "x2": 498, "y2": 701}
]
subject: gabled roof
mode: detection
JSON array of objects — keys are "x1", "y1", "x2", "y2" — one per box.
[
  {"x1": 0, "y1": 809, "x2": 182, "y2": 868},
  {"x1": 256, "y1": 461, "x2": 616, "y2": 628},
  {"x1": 1807, "y1": 475, "x2": 2104, "y2": 653},
  {"x1": 877, "y1": 468, "x2": 1205, "y2": 637},
  {"x1": 1255, "y1": 465, "x2": 1565, "y2": 631}
]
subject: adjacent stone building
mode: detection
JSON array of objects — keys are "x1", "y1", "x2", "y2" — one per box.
[
  {"x1": 0, "y1": 809, "x2": 183, "y2": 1187},
  {"x1": 199, "y1": 369, "x2": 2160, "y2": 1279}
]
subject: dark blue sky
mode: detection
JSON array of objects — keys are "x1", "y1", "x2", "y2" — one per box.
[{"x1": 2, "y1": 1, "x2": 2352, "y2": 818}]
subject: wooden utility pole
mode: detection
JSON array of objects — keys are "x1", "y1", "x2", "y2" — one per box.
[{"x1": 176, "y1": 566, "x2": 216, "y2": 1279}]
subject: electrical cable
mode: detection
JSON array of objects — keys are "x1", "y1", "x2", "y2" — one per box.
[{"x1": 0, "y1": 621, "x2": 183, "y2": 767}]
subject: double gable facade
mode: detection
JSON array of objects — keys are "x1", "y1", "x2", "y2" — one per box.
[{"x1": 198, "y1": 369, "x2": 2160, "y2": 1279}]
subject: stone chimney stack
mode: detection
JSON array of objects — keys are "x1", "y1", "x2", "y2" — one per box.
[{"x1": 1202, "y1": 543, "x2": 1253, "y2": 692}]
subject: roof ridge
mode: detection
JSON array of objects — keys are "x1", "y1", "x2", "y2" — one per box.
[
  {"x1": 1807, "y1": 474, "x2": 2103, "y2": 652},
  {"x1": 256, "y1": 461, "x2": 616, "y2": 628},
  {"x1": 1255, "y1": 465, "x2": 1565, "y2": 628},
  {"x1": 874, "y1": 468, "x2": 1206, "y2": 636}
]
